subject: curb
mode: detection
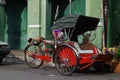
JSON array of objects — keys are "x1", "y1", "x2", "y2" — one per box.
[
  {"x1": 9, "y1": 49, "x2": 55, "y2": 67},
  {"x1": 10, "y1": 49, "x2": 25, "y2": 60}
]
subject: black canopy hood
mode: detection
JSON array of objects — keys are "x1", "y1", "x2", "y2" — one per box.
[{"x1": 52, "y1": 15, "x2": 100, "y2": 41}]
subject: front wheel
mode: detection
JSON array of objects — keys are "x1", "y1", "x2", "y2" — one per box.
[
  {"x1": 54, "y1": 46, "x2": 78, "y2": 76},
  {"x1": 24, "y1": 43, "x2": 43, "y2": 69}
]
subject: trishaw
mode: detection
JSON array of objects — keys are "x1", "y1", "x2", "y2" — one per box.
[{"x1": 24, "y1": 15, "x2": 114, "y2": 76}]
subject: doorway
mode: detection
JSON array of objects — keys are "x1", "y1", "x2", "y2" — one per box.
[
  {"x1": 5, "y1": 0, "x2": 27, "y2": 49},
  {"x1": 108, "y1": 0, "x2": 120, "y2": 47}
]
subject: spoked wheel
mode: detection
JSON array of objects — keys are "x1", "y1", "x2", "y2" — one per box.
[
  {"x1": 54, "y1": 46, "x2": 78, "y2": 76},
  {"x1": 24, "y1": 43, "x2": 43, "y2": 69}
]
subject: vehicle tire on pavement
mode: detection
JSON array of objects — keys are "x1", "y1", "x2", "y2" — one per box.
[
  {"x1": 54, "y1": 46, "x2": 78, "y2": 76},
  {"x1": 0, "y1": 58, "x2": 3, "y2": 64}
]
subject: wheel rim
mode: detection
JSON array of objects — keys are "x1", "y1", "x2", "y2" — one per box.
[
  {"x1": 25, "y1": 44, "x2": 43, "y2": 68},
  {"x1": 55, "y1": 46, "x2": 77, "y2": 75}
]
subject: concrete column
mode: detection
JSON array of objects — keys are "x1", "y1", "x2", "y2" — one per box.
[
  {"x1": 86, "y1": 0, "x2": 90, "y2": 16},
  {"x1": 27, "y1": 0, "x2": 41, "y2": 38},
  {"x1": 86, "y1": 0, "x2": 103, "y2": 49},
  {"x1": 27, "y1": 0, "x2": 51, "y2": 39},
  {"x1": 40, "y1": 0, "x2": 51, "y2": 39}
]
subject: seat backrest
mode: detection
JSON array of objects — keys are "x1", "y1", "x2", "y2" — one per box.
[{"x1": 74, "y1": 42, "x2": 96, "y2": 54}]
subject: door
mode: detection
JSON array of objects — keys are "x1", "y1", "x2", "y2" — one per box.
[
  {"x1": 5, "y1": 0, "x2": 27, "y2": 49},
  {"x1": 108, "y1": 0, "x2": 120, "y2": 47},
  {"x1": 0, "y1": 6, "x2": 6, "y2": 41}
]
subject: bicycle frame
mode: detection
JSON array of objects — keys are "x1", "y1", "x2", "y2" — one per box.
[{"x1": 27, "y1": 37, "x2": 55, "y2": 63}]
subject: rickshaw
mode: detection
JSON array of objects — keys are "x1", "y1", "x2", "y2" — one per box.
[{"x1": 24, "y1": 15, "x2": 114, "y2": 76}]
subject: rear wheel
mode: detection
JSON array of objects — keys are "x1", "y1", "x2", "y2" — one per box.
[
  {"x1": 54, "y1": 46, "x2": 78, "y2": 76},
  {"x1": 24, "y1": 43, "x2": 43, "y2": 69}
]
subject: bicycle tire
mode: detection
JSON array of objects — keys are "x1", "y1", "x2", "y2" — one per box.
[
  {"x1": 24, "y1": 43, "x2": 43, "y2": 69},
  {"x1": 54, "y1": 45, "x2": 78, "y2": 76}
]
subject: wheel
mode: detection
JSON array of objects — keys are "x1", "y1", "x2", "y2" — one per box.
[
  {"x1": 24, "y1": 43, "x2": 43, "y2": 69},
  {"x1": 0, "y1": 58, "x2": 3, "y2": 64},
  {"x1": 54, "y1": 46, "x2": 78, "y2": 76}
]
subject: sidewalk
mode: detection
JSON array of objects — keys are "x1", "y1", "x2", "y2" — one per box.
[
  {"x1": 9, "y1": 49, "x2": 55, "y2": 67},
  {"x1": 2, "y1": 49, "x2": 25, "y2": 64},
  {"x1": 10, "y1": 49, "x2": 25, "y2": 60}
]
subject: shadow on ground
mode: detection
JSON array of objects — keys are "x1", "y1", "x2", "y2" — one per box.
[{"x1": 0, "y1": 53, "x2": 25, "y2": 66}]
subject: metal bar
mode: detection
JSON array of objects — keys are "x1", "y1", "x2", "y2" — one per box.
[{"x1": 69, "y1": 0, "x2": 72, "y2": 15}]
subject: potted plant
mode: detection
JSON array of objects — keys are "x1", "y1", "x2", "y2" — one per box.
[{"x1": 112, "y1": 45, "x2": 120, "y2": 73}]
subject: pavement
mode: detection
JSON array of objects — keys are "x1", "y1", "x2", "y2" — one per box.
[
  {"x1": 6, "y1": 49, "x2": 55, "y2": 67},
  {"x1": 2, "y1": 49, "x2": 25, "y2": 63}
]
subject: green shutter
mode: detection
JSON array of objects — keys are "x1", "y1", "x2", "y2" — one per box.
[
  {"x1": 108, "y1": 0, "x2": 120, "y2": 47},
  {"x1": 0, "y1": 6, "x2": 6, "y2": 41}
]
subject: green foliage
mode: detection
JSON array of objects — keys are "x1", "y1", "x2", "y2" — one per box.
[{"x1": 114, "y1": 45, "x2": 120, "y2": 60}]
